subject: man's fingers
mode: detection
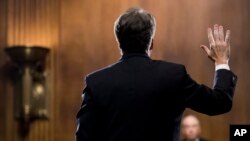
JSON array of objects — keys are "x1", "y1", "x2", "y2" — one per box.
[
  {"x1": 208, "y1": 28, "x2": 215, "y2": 46},
  {"x1": 214, "y1": 24, "x2": 219, "y2": 42},
  {"x1": 225, "y1": 30, "x2": 230, "y2": 45},
  {"x1": 200, "y1": 45, "x2": 211, "y2": 55},
  {"x1": 219, "y1": 25, "x2": 224, "y2": 41}
]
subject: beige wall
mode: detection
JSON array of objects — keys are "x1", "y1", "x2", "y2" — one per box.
[{"x1": 0, "y1": 0, "x2": 250, "y2": 141}]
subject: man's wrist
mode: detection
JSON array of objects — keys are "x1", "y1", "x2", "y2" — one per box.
[{"x1": 215, "y1": 60, "x2": 229, "y2": 66}]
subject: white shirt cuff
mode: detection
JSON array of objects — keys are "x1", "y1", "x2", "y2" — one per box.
[{"x1": 215, "y1": 64, "x2": 230, "y2": 71}]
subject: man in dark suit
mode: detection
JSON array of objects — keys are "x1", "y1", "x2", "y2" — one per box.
[
  {"x1": 76, "y1": 7, "x2": 237, "y2": 141},
  {"x1": 181, "y1": 115, "x2": 209, "y2": 141}
]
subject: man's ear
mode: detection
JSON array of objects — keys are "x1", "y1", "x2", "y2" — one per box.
[{"x1": 149, "y1": 39, "x2": 154, "y2": 50}]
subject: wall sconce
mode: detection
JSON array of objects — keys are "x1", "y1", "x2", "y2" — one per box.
[{"x1": 5, "y1": 46, "x2": 50, "y2": 136}]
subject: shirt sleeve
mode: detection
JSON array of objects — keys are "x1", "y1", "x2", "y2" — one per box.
[{"x1": 215, "y1": 64, "x2": 230, "y2": 71}]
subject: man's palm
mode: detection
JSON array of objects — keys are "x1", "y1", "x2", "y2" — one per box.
[{"x1": 201, "y1": 24, "x2": 230, "y2": 65}]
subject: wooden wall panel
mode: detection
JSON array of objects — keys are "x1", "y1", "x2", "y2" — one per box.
[
  {"x1": 1, "y1": 0, "x2": 250, "y2": 141},
  {"x1": 0, "y1": 0, "x2": 7, "y2": 141},
  {"x1": 6, "y1": 0, "x2": 59, "y2": 47}
]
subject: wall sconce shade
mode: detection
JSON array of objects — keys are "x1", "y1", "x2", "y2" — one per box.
[{"x1": 5, "y1": 46, "x2": 50, "y2": 65}]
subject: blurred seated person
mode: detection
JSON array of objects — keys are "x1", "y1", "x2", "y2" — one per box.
[{"x1": 181, "y1": 115, "x2": 209, "y2": 141}]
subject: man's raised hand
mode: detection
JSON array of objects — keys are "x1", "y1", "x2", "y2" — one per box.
[{"x1": 200, "y1": 24, "x2": 231, "y2": 65}]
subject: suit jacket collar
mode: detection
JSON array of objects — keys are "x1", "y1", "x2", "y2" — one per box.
[{"x1": 120, "y1": 53, "x2": 151, "y2": 61}]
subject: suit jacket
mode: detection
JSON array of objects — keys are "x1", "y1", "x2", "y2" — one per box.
[
  {"x1": 182, "y1": 138, "x2": 209, "y2": 141},
  {"x1": 76, "y1": 53, "x2": 237, "y2": 141}
]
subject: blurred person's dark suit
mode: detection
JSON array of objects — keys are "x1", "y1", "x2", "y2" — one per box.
[
  {"x1": 76, "y1": 8, "x2": 237, "y2": 141},
  {"x1": 182, "y1": 138, "x2": 208, "y2": 141}
]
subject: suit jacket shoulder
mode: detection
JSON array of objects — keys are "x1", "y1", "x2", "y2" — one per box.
[{"x1": 86, "y1": 59, "x2": 185, "y2": 85}]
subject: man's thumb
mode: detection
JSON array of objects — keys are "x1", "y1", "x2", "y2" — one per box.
[{"x1": 200, "y1": 45, "x2": 210, "y2": 55}]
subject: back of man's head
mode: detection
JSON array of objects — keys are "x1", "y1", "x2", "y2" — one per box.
[{"x1": 114, "y1": 7, "x2": 156, "y2": 54}]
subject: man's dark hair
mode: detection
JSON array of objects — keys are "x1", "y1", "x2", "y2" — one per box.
[{"x1": 114, "y1": 7, "x2": 156, "y2": 53}]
